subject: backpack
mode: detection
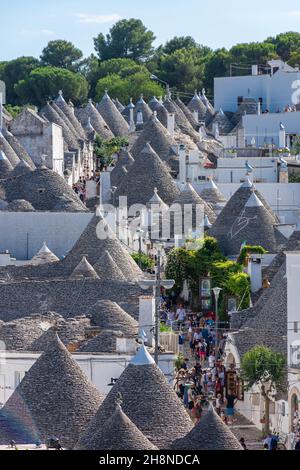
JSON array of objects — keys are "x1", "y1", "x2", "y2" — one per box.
[{"x1": 270, "y1": 437, "x2": 278, "y2": 450}]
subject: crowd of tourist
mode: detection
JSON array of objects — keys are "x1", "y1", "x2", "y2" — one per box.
[
  {"x1": 160, "y1": 301, "x2": 300, "y2": 450},
  {"x1": 73, "y1": 173, "x2": 100, "y2": 203},
  {"x1": 160, "y1": 303, "x2": 237, "y2": 425}
]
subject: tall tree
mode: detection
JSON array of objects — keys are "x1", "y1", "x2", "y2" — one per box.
[
  {"x1": 241, "y1": 346, "x2": 285, "y2": 434},
  {"x1": 95, "y1": 71, "x2": 163, "y2": 104},
  {"x1": 40, "y1": 40, "x2": 83, "y2": 70},
  {"x1": 14, "y1": 66, "x2": 89, "y2": 107},
  {"x1": 94, "y1": 18, "x2": 156, "y2": 61},
  {"x1": 203, "y1": 48, "x2": 231, "y2": 92},
  {"x1": 0, "y1": 56, "x2": 40, "y2": 105},
  {"x1": 162, "y1": 36, "x2": 211, "y2": 56},
  {"x1": 267, "y1": 32, "x2": 300, "y2": 62},
  {"x1": 152, "y1": 47, "x2": 207, "y2": 94},
  {"x1": 229, "y1": 42, "x2": 277, "y2": 66}
]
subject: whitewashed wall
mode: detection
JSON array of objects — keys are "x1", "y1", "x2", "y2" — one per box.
[
  {"x1": 0, "y1": 212, "x2": 93, "y2": 260},
  {"x1": 0, "y1": 351, "x2": 176, "y2": 406}
]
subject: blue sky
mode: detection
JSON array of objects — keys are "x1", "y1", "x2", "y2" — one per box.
[{"x1": 1, "y1": 0, "x2": 300, "y2": 60}]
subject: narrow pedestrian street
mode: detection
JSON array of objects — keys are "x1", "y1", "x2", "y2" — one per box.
[{"x1": 169, "y1": 305, "x2": 264, "y2": 450}]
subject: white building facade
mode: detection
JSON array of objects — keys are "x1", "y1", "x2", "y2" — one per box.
[{"x1": 214, "y1": 60, "x2": 300, "y2": 113}]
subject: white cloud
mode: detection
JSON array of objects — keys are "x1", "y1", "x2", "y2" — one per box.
[
  {"x1": 285, "y1": 10, "x2": 300, "y2": 16},
  {"x1": 75, "y1": 13, "x2": 121, "y2": 24},
  {"x1": 40, "y1": 29, "x2": 56, "y2": 35},
  {"x1": 19, "y1": 29, "x2": 55, "y2": 37}
]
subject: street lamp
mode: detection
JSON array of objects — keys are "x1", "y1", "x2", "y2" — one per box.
[
  {"x1": 150, "y1": 74, "x2": 169, "y2": 88},
  {"x1": 213, "y1": 287, "x2": 222, "y2": 359},
  {"x1": 139, "y1": 244, "x2": 175, "y2": 364}
]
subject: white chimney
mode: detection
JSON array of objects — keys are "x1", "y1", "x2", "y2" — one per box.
[
  {"x1": 247, "y1": 254, "x2": 263, "y2": 293},
  {"x1": 100, "y1": 171, "x2": 111, "y2": 204},
  {"x1": 86, "y1": 180, "x2": 97, "y2": 200},
  {"x1": 286, "y1": 251, "x2": 300, "y2": 368},
  {"x1": 199, "y1": 124, "x2": 207, "y2": 143},
  {"x1": 179, "y1": 144, "x2": 187, "y2": 183},
  {"x1": 193, "y1": 110, "x2": 199, "y2": 123},
  {"x1": 0, "y1": 251, "x2": 16, "y2": 267},
  {"x1": 279, "y1": 123, "x2": 286, "y2": 148},
  {"x1": 136, "y1": 111, "x2": 143, "y2": 126},
  {"x1": 139, "y1": 296, "x2": 155, "y2": 347},
  {"x1": 237, "y1": 125, "x2": 245, "y2": 148},
  {"x1": 257, "y1": 101, "x2": 261, "y2": 115},
  {"x1": 213, "y1": 123, "x2": 220, "y2": 140},
  {"x1": 167, "y1": 113, "x2": 175, "y2": 139},
  {"x1": 129, "y1": 108, "x2": 135, "y2": 133}
]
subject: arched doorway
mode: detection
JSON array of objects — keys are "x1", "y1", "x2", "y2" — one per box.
[{"x1": 290, "y1": 388, "x2": 300, "y2": 431}]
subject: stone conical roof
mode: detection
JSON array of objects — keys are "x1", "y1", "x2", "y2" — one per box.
[
  {"x1": 2, "y1": 128, "x2": 35, "y2": 169},
  {"x1": 78, "y1": 329, "x2": 125, "y2": 353},
  {"x1": 93, "y1": 250, "x2": 127, "y2": 282},
  {"x1": 200, "y1": 179, "x2": 227, "y2": 206},
  {"x1": 148, "y1": 96, "x2": 160, "y2": 111},
  {"x1": 30, "y1": 315, "x2": 91, "y2": 352},
  {"x1": 110, "y1": 150, "x2": 134, "y2": 187},
  {"x1": 55, "y1": 91, "x2": 87, "y2": 140},
  {"x1": 231, "y1": 260, "x2": 287, "y2": 366},
  {"x1": 155, "y1": 103, "x2": 172, "y2": 129},
  {"x1": 11, "y1": 159, "x2": 33, "y2": 177},
  {"x1": 2, "y1": 166, "x2": 87, "y2": 212},
  {"x1": 201, "y1": 91, "x2": 216, "y2": 125},
  {"x1": 30, "y1": 242, "x2": 59, "y2": 266},
  {"x1": 5, "y1": 199, "x2": 35, "y2": 212},
  {"x1": 0, "y1": 334, "x2": 104, "y2": 448},
  {"x1": 0, "y1": 313, "x2": 57, "y2": 351},
  {"x1": 75, "y1": 100, "x2": 114, "y2": 140},
  {"x1": 79, "y1": 403, "x2": 157, "y2": 450},
  {"x1": 0, "y1": 130, "x2": 20, "y2": 167},
  {"x1": 0, "y1": 150, "x2": 13, "y2": 177},
  {"x1": 40, "y1": 103, "x2": 79, "y2": 150},
  {"x1": 172, "y1": 407, "x2": 242, "y2": 450},
  {"x1": 130, "y1": 113, "x2": 174, "y2": 167},
  {"x1": 163, "y1": 97, "x2": 200, "y2": 142},
  {"x1": 264, "y1": 227, "x2": 300, "y2": 282},
  {"x1": 210, "y1": 182, "x2": 279, "y2": 254},
  {"x1": 114, "y1": 143, "x2": 181, "y2": 206},
  {"x1": 70, "y1": 256, "x2": 100, "y2": 280},
  {"x1": 208, "y1": 108, "x2": 234, "y2": 135},
  {"x1": 62, "y1": 213, "x2": 143, "y2": 281},
  {"x1": 174, "y1": 182, "x2": 216, "y2": 223},
  {"x1": 224, "y1": 192, "x2": 286, "y2": 255},
  {"x1": 175, "y1": 96, "x2": 199, "y2": 130},
  {"x1": 187, "y1": 91, "x2": 207, "y2": 121},
  {"x1": 97, "y1": 92, "x2": 129, "y2": 136},
  {"x1": 147, "y1": 187, "x2": 169, "y2": 211},
  {"x1": 115, "y1": 98, "x2": 125, "y2": 113},
  {"x1": 77, "y1": 345, "x2": 193, "y2": 449},
  {"x1": 231, "y1": 98, "x2": 258, "y2": 126},
  {"x1": 121, "y1": 98, "x2": 135, "y2": 123},
  {"x1": 134, "y1": 95, "x2": 152, "y2": 123},
  {"x1": 86, "y1": 299, "x2": 138, "y2": 336},
  {"x1": 51, "y1": 101, "x2": 83, "y2": 142}
]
